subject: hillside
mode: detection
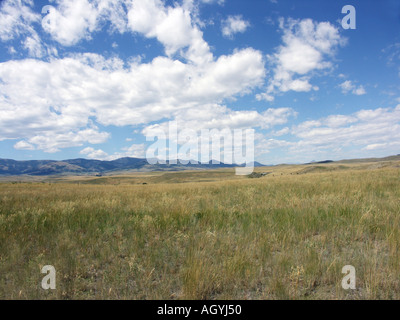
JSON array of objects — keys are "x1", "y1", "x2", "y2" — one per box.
[
  {"x1": 0, "y1": 155, "x2": 399, "y2": 176},
  {"x1": 0, "y1": 157, "x2": 259, "y2": 176}
]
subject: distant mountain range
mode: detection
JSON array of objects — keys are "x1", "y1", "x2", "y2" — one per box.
[
  {"x1": 1, "y1": 155, "x2": 398, "y2": 176},
  {"x1": 0, "y1": 157, "x2": 265, "y2": 176}
]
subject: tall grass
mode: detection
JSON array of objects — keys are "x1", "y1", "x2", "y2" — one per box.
[{"x1": 0, "y1": 167, "x2": 400, "y2": 299}]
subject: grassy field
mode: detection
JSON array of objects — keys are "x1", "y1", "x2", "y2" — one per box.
[{"x1": 1, "y1": 161, "x2": 400, "y2": 299}]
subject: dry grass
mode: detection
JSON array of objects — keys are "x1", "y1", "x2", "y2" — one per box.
[{"x1": 1, "y1": 163, "x2": 400, "y2": 299}]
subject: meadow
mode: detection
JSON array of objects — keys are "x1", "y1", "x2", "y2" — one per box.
[{"x1": 1, "y1": 161, "x2": 400, "y2": 299}]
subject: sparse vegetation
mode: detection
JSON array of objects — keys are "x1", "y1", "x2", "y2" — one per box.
[
  {"x1": 247, "y1": 172, "x2": 271, "y2": 178},
  {"x1": 1, "y1": 161, "x2": 400, "y2": 299}
]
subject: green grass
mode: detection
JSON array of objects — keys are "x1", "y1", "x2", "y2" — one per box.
[{"x1": 0, "y1": 165, "x2": 400, "y2": 299}]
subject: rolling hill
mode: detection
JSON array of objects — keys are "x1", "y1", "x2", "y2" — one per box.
[{"x1": 0, "y1": 157, "x2": 264, "y2": 176}]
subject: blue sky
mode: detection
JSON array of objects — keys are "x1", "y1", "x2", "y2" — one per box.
[{"x1": 0, "y1": 0, "x2": 400, "y2": 164}]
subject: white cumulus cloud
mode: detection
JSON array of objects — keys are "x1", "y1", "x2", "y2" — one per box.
[
  {"x1": 339, "y1": 80, "x2": 366, "y2": 95},
  {"x1": 221, "y1": 15, "x2": 250, "y2": 38},
  {"x1": 258, "y1": 18, "x2": 345, "y2": 101},
  {"x1": 41, "y1": 0, "x2": 128, "y2": 46},
  {"x1": 0, "y1": 45, "x2": 265, "y2": 152},
  {"x1": 14, "y1": 140, "x2": 35, "y2": 151}
]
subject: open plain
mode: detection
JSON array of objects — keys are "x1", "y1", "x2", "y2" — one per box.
[{"x1": 1, "y1": 158, "x2": 400, "y2": 299}]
